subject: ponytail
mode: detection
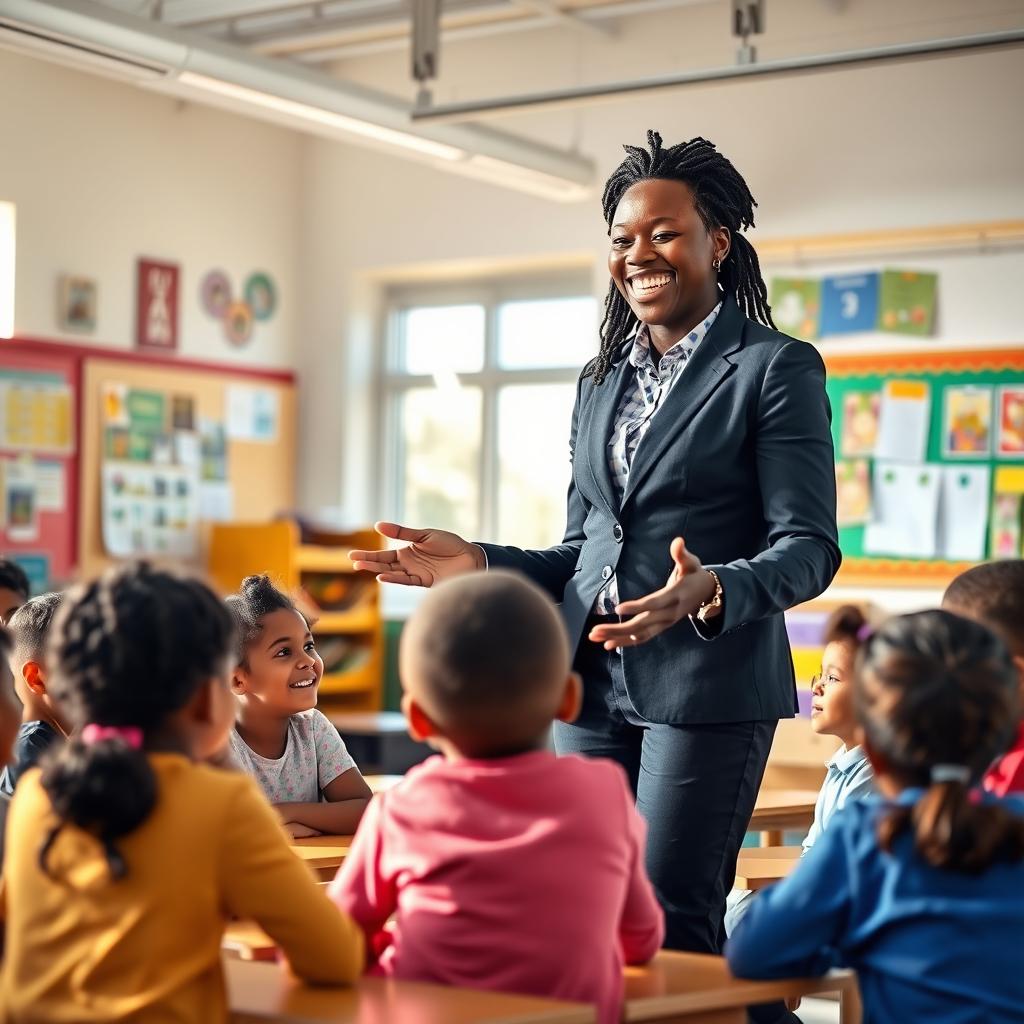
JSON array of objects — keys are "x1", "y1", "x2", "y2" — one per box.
[
  {"x1": 42, "y1": 563, "x2": 236, "y2": 880},
  {"x1": 878, "y1": 779, "x2": 1024, "y2": 874}
]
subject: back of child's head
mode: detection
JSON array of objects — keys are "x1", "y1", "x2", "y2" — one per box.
[
  {"x1": 225, "y1": 574, "x2": 301, "y2": 665},
  {"x1": 8, "y1": 591, "x2": 63, "y2": 664},
  {"x1": 822, "y1": 603, "x2": 871, "y2": 649},
  {"x1": 856, "y1": 608, "x2": 1024, "y2": 873},
  {"x1": 40, "y1": 562, "x2": 236, "y2": 878},
  {"x1": 400, "y1": 570, "x2": 570, "y2": 758},
  {"x1": 943, "y1": 560, "x2": 1024, "y2": 658}
]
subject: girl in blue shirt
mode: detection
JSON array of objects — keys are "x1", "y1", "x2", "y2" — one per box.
[{"x1": 727, "y1": 609, "x2": 1024, "y2": 1023}]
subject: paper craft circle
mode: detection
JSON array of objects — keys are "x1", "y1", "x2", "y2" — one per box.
[
  {"x1": 224, "y1": 301, "x2": 254, "y2": 346},
  {"x1": 200, "y1": 270, "x2": 232, "y2": 318},
  {"x1": 244, "y1": 272, "x2": 277, "y2": 321}
]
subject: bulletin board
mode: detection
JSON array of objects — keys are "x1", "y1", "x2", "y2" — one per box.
[
  {"x1": 0, "y1": 344, "x2": 79, "y2": 589},
  {"x1": 824, "y1": 346, "x2": 1024, "y2": 587},
  {"x1": 78, "y1": 356, "x2": 296, "y2": 579}
]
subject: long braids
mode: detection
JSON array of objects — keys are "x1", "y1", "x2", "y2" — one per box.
[{"x1": 589, "y1": 130, "x2": 774, "y2": 384}]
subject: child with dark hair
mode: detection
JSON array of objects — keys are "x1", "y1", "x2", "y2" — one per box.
[
  {"x1": 0, "y1": 563, "x2": 362, "y2": 1022},
  {"x1": 943, "y1": 559, "x2": 1024, "y2": 796},
  {"x1": 227, "y1": 574, "x2": 370, "y2": 838},
  {"x1": 329, "y1": 570, "x2": 663, "y2": 1024},
  {"x1": 1, "y1": 592, "x2": 69, "y2": 796},
  {"x1": 0, "y1": 559, "x2": 30, "y2": 625},
  {"x1": 728, "y1": 609, "x2": 1024, "y2": 1022},
  {"x1": 0, "y1": 624, "x2": 25, "y2": 864}
]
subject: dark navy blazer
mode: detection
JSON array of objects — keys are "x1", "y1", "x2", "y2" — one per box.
[{"x1": 481, "y1": 295, "x2": 841, "y2": 725}]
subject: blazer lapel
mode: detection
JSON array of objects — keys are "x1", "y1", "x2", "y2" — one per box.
[
  {"x1": 620, "y1": 297, "x2": 745, "y2": 510},
  {"x1": 582, "y1": 351, "x2": 633, "y2": 516}
]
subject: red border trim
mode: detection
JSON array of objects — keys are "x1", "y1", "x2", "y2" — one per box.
[{"x1": 4, "y1": 335, "x2": 297, "y2": 384}]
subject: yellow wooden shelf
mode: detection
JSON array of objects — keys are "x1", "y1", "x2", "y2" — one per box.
[
  {"x1": 320, "y1": 667, "x2": 377, "y2": 695},
  {"x1": 313, "y1": 607, "x2": 379, "y2": 634},
  {"x1": 296, "y1": 545, "x2": 358, "y2": 573}
]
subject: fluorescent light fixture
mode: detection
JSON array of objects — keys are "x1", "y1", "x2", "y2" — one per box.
[
  {"x1": 178, "y1": 71, "x2": 465, "y2": 162},
  {"x1": 463, "y1": 154, "x2": 592, "y2": 202},
  {"x1": 0, "y1": 202, "x2": 14, "y2": 339}
]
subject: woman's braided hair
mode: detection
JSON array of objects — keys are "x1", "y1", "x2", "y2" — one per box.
[
  {"x1": 39, "y1": 562, "x2": 235, "y2": 879},
  {"x1": 857, "y1": 609, "x2": 1024, "y2": 874},
  {"x1": 589, "y1": 130, "x2": 773, "y2": 384}
]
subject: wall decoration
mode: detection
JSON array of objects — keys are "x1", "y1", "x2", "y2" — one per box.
[
  {"x1": 997, "y1": 385, "x2": 1024, "y2": 457},
  {"x1": 244, "y1": 272, "x2": 277, "y2": 321},
  {"x1": 225, "y1": 301, "x2": 254, "y2": 346},
  {"x1": 943, "y1": 385, "x2": 993, "y2": 458},
  {"x1": 200, "y1": 269, "x2": 232, "y2": 318},
  {"x1": 835, "y1": 458, "x2": 871, "y2": 526},
  {"x1": 840, "y1": 391, "x2": 880, "y2": 457},
  {"x1": 58, "y1": 275, "x2": 97, "y2": 333},
  {"x1": 136, "y1": 258, "x2": 179, "y2": 351},
  {"x1": 820, "y1": 272, "x2": 879, "y2": 336},
  {"x1": 769, "y1": 277, "x2": 820, "y2": 341},
  {"x1": 878, "y1": 268, "x2": 937, "y2": 336}
]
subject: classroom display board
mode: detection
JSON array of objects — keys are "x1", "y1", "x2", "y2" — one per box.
[
  {"x1": 824, "y1": 347, "x2": 1024, "y2": 587},
  {"x1": 0, "y1": 347, "x2": 79, "y2": 590},
  {"x1": 79, "y1": 357, "x2": 296, "y2": 579}
]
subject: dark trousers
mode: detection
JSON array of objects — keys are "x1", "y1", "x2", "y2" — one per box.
[{"x1": 555, "y1": 623, "x2": 777, "y2": 955}]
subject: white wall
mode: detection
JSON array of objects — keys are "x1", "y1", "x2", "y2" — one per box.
[{"x1": 0, "y1": 51, "x2": 304, "y2": 370}]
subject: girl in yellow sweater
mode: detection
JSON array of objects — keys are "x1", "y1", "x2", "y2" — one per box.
[{"x1": 0, "y1": 562, "x2": 363, "y2": 1023}]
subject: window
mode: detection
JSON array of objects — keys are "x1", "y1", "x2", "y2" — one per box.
[{"x1": 381, "y1": 274, "x2": 598, "y2": 549}]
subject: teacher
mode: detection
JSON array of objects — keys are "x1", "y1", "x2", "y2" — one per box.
[{"x1": 352, "y1": 131, "x2": 840, "y2": 958}]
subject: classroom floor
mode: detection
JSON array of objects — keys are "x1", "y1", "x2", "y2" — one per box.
[{"x1": 795, "y1": 997, "x2": 840, "y2": 1023}]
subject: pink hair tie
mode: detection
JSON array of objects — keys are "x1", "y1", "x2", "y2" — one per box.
[
  {"x1": 81, "y1": 724, "x2": 144, "y2": 750},
  {"x1": 856, "y1": 623, "x2": 874, "y2": 643}
]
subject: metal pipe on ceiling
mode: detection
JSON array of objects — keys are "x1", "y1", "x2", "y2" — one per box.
[{"x1": 411, "y1": 26, "x2": 1024, "y2": 123}]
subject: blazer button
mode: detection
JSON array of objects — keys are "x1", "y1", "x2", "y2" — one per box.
[
  {"x1": 601, "y1": 565, "x2": 613, "y2": 580},
  {"x1": 612, "y1": 524, "x2": 623, "y2": 542}
]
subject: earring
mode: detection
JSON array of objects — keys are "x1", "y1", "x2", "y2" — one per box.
[{"x1": 712, "y1": 257, "x2": 722, "y2": 271}]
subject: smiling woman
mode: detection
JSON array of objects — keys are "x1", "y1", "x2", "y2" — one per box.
[{"x1": 350, "y1": 133, "x2": 841, "y2": 1009}]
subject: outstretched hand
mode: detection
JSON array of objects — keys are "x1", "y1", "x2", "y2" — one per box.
[
  {"x1": 349, "y1": 521, "x2": 485, "y2": 588},
  {"x1": 588, "y1": 537, "x2": 717, "y2": 650}
]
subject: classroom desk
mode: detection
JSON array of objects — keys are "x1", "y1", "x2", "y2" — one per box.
[
  {"x1": 225, "y1": 957, "x2": 595, "y2": 1023},
  {"x1": 290, "y1": 835, "x2": 353, "y2": 881},
  {"x1": 747, "y1": 790, "x2": 817, "y2": 847},
  {"x1": 733, "y1": 846, "x2": 802, "y2": 891},
  {"x1": 624, "y1": 951, "x2": 860, "y2": 1024},
  {"x1": 363, "y1": 774, "x2": 404, "y2": 794}
]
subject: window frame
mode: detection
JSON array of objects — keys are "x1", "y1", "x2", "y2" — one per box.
[{"x1": 378, "y1": 270, "x2": 597, "y2": 544}]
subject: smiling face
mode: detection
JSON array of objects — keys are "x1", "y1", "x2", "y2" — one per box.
[
  {"x1": 231, "y1": 607, "x2": 324, "y2": 719},
  {"x1": 810, "y1": 639, "x2": 859, "y2": 746},
  {"x1": 608, "y1": 178, "x2": 729, "y2": 350}
]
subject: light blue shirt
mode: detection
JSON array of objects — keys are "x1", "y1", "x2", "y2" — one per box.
[
  {"x1": 801, "y1": 743, "x2": 874, "y2": 855},
  {"x1": 728, "y1": 790, "x2": 1024, "y2": 1023}
]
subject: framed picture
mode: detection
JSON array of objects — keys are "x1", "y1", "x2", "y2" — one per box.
[
  {"x1": 942, "y1": 385, "x2": 993, "y2": 458},
  {"x1": 997, "y1": 386, "x2": 1024, "y2": 457},
  {"x1": 136, "y1": 258, "x2": 179, "y2": 352},
  {"x1": 58, "y1": 275, "x2": 97, "y2": 333}
]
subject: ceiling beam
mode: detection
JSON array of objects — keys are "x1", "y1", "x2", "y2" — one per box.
[{"x1": 515, "y1": 0, "x2": 613, "y2": 38}]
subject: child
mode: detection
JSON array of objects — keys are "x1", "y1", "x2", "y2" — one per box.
[
  {"x1": 0, "y1": 624, "x2": 25, "y2": 864},
  {"x1": 329, "y1": 570, "x2": 664, "y2": 1024},
  {"x1": 727, "y1": 610, "x2": 1024, "y2": 1022},
  {"x1": 943, "y1": 559, "x2": 1024, "y2": 796},
  {"x1": 1, "y1": 593, "x2": 70, "y2": 796},
  {"x1": 227, "y1": 574, "x2": 371, "y2": 838},
  {"x1": 0, "y1": 559, "x2": 30, "y2": 625},
  {"x1": 0, "y1": 563, "x2": 363, "y2": 1022},
  {"x1": 725, "y1": 605, "x2": 875, "y2": 936}
]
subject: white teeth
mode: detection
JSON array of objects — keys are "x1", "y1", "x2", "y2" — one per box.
[
  {"x1": 631, "y1": 274, "x2": 672, "y2": 293},
  {"x1": 290, "y1": 678, "x2": 316, "y2": 688}
]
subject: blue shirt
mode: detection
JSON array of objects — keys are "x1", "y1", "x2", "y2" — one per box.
[
  {"x1": 0, "y1": 720, "x2": 60, "y2": 797},
  {"x1": 727, "y1": 790, "x2": 1024, "y2": 1023},
  {"x1": 801, "y1": 743, "x2": 874, "y2": 855}
]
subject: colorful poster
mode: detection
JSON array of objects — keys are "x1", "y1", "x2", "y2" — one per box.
[
  {"x1": 199, "y1": 418, "x2": 228, "y2": 482},
  {"x1": 820, "y1": 272, "x2": 880, "y2": 336},
  {"x1": 942, "y1": 385, "x2": 993, "y2": 458},
  {"x1": 126, "y1": 389, "x2": 166, "y2": 435},
  {"x1": 836, "y1": 459, "x2": 871, "y2": 526},
  {"x1": 102, "y1": 462, "x2": 199, "y2": 558},
  {"x1": 135, "y1": 258, "x2": 180, "y2": 351},
  {"x1": 769, "y1": 277, "x2": 821, "y2": 341},
  {"x1": 840, "y1": 391, "x2": 881, "y2": 457},
  {"x1": 4, "y1": 457, "x2": 38, "y2": 542},
  {"x1": 171, "y1": 395, "x2": 195, "y2": 432},
  {"x1": 990, "y1": 493, "x2": 1023, "y2": 559},
  {"x1": 997, "y1": 386, "x2": 1024, "y2": 457},
  {"x1": 0, "y1": 378, "x2": 74, "y2": 454},
  {"x1": 878, "y1": 269, "x2": 938, "y2": 336},
  {"x1": 875, "y1": 380, "x2": 931, "y2": 463}
]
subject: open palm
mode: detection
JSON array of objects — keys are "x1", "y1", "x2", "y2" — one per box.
[{"x1": 349, "y1": 521, "x2": 484, "y2": 587}]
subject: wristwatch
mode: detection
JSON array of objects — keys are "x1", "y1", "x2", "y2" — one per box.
[{"x1": 696, "y1": 569, "x2": 724, "y2": 623}]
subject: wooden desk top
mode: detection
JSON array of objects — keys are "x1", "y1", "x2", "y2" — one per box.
[
  {"x1": 623, "y1": 951, "x2": 854, "y2": 1022},
  {"x1": 748, "y1": 790, "x2": 818, "y2": 831},
  {"x1": 290, "y1": 835, "x2": 353, "y2": 870},
  {"x1": 226, "y1": 958, "x2": 595, "y2": 1023},
  {"x1": 733, "y1": 846, "x2": 802, "y2": 890}
]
